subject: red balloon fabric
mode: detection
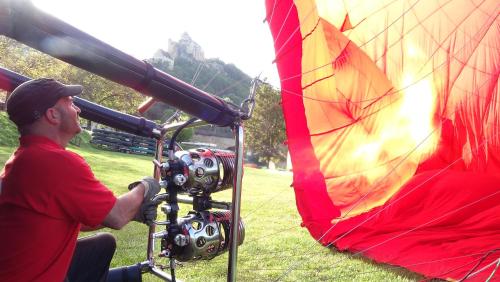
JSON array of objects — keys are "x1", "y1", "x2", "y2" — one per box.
[{"x1": 265, "y1": 0, "x2": 500, "y2": 280}]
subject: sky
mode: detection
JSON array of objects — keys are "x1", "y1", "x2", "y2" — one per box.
[{"x1": 31, "y1": 0, "x2": 280, "y2": 87}]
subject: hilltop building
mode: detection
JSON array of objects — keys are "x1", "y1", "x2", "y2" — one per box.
[
  {"x1": 153, "y1": 32, "x2": 205, "y2": 69},
  {"x1": 169, "y1": 33, "x2": 205, "y2": 61}
]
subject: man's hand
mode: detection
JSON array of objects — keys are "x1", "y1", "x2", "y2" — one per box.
[
  {"x1": 133, "y1": 199, "x2": 161, "y2": 225},
  {"x1": 128, "y1": 176, "x2": 162, "y2": 225},
  {"x1": 128, "y1": 176, "x2": 161, "y2": 200}
]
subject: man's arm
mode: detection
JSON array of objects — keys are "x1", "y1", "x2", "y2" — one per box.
[
  {"x1": 80, "y1": 225, "x2": 102, "y2": 231},
  {"x1": 102, "y1": 184, "x2": 145, "y2": 230}
]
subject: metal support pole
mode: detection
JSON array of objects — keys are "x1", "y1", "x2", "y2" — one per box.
[
  {"x1": 227, "y1": 124, "x2": 244, "y2": 282},
  {"x1": 147, "y1": 138, "x2": 164, "y2": 264},
  {"x1": 150, "y1": 267, "x2": 180, "y2": 282}
]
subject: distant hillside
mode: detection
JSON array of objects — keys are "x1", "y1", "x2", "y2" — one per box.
[{"x1": 144, "y1": 33, "x2": 251, "y2": 121}]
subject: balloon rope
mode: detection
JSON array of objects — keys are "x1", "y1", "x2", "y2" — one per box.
[
  {"x1": 275, "y1": 190, "x2": 500, "y2": 281},
  {"x1": 292, "y1": 68, "x2": 497, "y2": 140},
  {"x1": 201, "y1": 69, "x2": 221, "y2": 91},
  {"x1": 321, "y1": 128, "x2": 439, "y2": 240},
  {"x1": 232, "y1": 250, "x2": 497, "y2": 281},
  {"x1": 230, "y1": 77, "x2": 495, "y2": 273},
  {"x1": 264, "y1": 0, "x2": 281, "y2": 27},
  {"x1": 227, "y1": 76, "x2": 496, "y2": 277},
  {"x1": 191, "y1": 54, "x2": 251, "y2": 98},
  {"x1": 237, "y1": 257, "x2": 479, "y2": 278},
  {"x1": 214, "y1": 76, "x2": 249, "y2": 96},
  {"x1": 244, "y1": 226, "x2": 301, "y2": 244},
  {"x1": 273, "y1": 0, "x2": 402, "y2": 69},
  {"x1": 274, "y1": 0, "x2": 423, "y2": 84},
  {"x1": 282, "y1": 0, "x2": 496, "y2": 84},
  {"x1": 277, "y1": 8, "x2": 499, "y2": 105},
  {"x1": 274, "y1": 3, "x2": 498, "y2": 106},
  {"x1": 274, "y1": 92, "x2": 500, "y2": 280},
  {"x1": 276, "y1": 139, "x2": 499, "y2": 281},
  {"x1": 485, "y1": 259, "x2": 500, "y2": 282},
  {"x1": 271, "y1": 5, "x2": 315, "y2": 63},
  {"x1": 420, "y1": 256, "x2": 487, "y2": 282},
  {"x1": 190, "y1": 61, "x2": 204, "y2": 86},
  {"x1": 402, "y1": 0, "x2": 491, "y2": 75},
  {"x1": 237, "y1": 244, "x2": 493, "y2": 266},
  {"x1": 243, "y1": 186, "x2": 291, "y2": 223},
  {"x1": 349, "y1": 192, "x2": 499, "y2": 259},
  {"x1": 458, "y1": 249, "x2": 499, "y2": 281},
  {"x1": 271, "y1": 1, "x2": 295, "y2": 47},
  {"x1": 234, "y1": 2, "x2": 500, "y2": 280}
]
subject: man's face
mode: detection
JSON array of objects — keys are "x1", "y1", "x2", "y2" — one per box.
[{"x1": 53, "y1": 96, "x2": 82, "y2": 136}]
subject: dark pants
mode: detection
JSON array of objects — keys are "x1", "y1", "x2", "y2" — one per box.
[{"x1": 65, "y1": 232, "x2": 116, "y2": 282}]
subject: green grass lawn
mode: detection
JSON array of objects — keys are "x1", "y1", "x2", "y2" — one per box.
[{"x1": 0, "y1": 143, "x2": 422, "y2": 282}]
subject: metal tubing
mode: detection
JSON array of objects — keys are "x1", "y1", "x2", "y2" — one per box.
[
  {"x1": 148, "y1": 138, "x2": 165, "y2": 265},
  {"x1": 177, "y1": 196, "x2": 231, "y2": 210},
  {"x1": 0, "y1": 0, "x2": 241, "y2": 126},
  {"x1": 0, "y1": 66, "x2": 160, "y2": 138},
  {"x1": 73, "y1": 98, "x2": 160, "y2": 138},
  {"x1": 176, "y1": 197, "x2": 193, "y2": 205},
  {"x1": 150, "y1": 267, "x2": 180, "y2": 282},
  {"x1": 162, "y1": 119, "x2": 207, "y2": 134},
  {"x1": 0, "y1": 66, "x2": 26, "y2": 90},
  {"x1": 146, "y1": 223, "x2": 156, "y2": 266},
  {"x1": 227, "y1": 124, "x2": 244, "y2": 282}
]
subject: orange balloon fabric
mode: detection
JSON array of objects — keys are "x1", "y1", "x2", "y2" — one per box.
[{"x1": 265, "y1": 0, "x2": 500, "y2": 280}]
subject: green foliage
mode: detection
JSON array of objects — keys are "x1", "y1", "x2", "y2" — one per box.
[
  {"x1": 0, "y1": 37, "x2": 144, "y2": 115},
  {"x1": 245, "y1": 83, "x2": 287, "y2": 165},
  {"x1": 0, "y1": 36, "x2": 253, "y2": 128},
  {"x1": 140, "y1": 102, "x2": 177, "y2": 121},
  {"x1": 147, "y1": 53, "x2": 251, "y2": 117},
  {"x1": 0, "y1": 112, "x2": 18, "y2": 146},
  {"x1": 175, "y1": 127, "x2": 194, "y2": 142},
  {"x1": 0, "y1": 111, "x2": 93, "y2": 149},
  {"x1": 69, "y1": 130, "x2": 93, "y2": 150}
]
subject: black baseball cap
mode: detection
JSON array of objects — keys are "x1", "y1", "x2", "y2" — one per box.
[{"x1": 6, "y1": 78, "x2": 83, "y2": 127}]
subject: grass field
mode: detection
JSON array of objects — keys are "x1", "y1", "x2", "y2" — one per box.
[{"x1": 0, "y1": 138, "x2": 422, "y2": 281}]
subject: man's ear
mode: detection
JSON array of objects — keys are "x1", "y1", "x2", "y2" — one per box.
[{"x1": 44, "y1": 108, "x2": 60, "y2": 125}]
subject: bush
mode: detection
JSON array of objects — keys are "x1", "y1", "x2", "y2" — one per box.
[
  {"x1": 0, "y1": 112, "x2": 92, "y2": 148},
  {"x1": 0, "y1": 112, "x2": 19, "y2": 146}
]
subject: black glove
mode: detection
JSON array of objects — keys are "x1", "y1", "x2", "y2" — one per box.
[
  {"x1": 128, "y1": 176, "x2": 161, "y2": 200},
  {"x1": 133, "y1": 199, "x2": 161, "y2": 226},
  {"x1": 128, "y1": 176, "x2": 162, "y2": 225}
]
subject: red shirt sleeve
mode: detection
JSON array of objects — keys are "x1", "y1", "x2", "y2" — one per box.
[{"x1": 52, "y1": 151, "x2": 117, "y2": 227}]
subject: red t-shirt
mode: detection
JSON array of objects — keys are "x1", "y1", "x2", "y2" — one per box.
[{"x1": 0, "y1": 135, "x2": 117, "y2": 281}]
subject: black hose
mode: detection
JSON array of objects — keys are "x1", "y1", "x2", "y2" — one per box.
[{"x1": 168, "y1": 118, "x2": 198, "y2": 151}]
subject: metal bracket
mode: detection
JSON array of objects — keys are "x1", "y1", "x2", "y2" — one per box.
[{"x1": 240, "y1": 77, "x2": 262, "y2": 120}]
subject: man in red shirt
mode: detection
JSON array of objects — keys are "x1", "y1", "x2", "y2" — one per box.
[{"x1": 0, "y1": 78, "x2": 160, "y2": 281}]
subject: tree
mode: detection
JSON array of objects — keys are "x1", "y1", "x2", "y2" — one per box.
[
  {"x1": 0, "y1": 37, "x2": 144, "y2": 114},
  {"x1": 175, "y1": 127, "x2": 194, "y2": 143},
  {"x1": 245, "y1": 83, "x2": 286, "y2": 166}
]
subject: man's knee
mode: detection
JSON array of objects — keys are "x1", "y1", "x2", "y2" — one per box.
[
  {"x1": 67, "y1": 233, "x2": 117, "y2": 282},
  {"x1": 78, "y1": 232, "x2": 116, "y2": 255},
  {"x1": 96, "y1": 233, "x2": 116, "y2": 247},
  {"x1": 95, "y1": 232, "x2": 116, "y2": 254}
]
